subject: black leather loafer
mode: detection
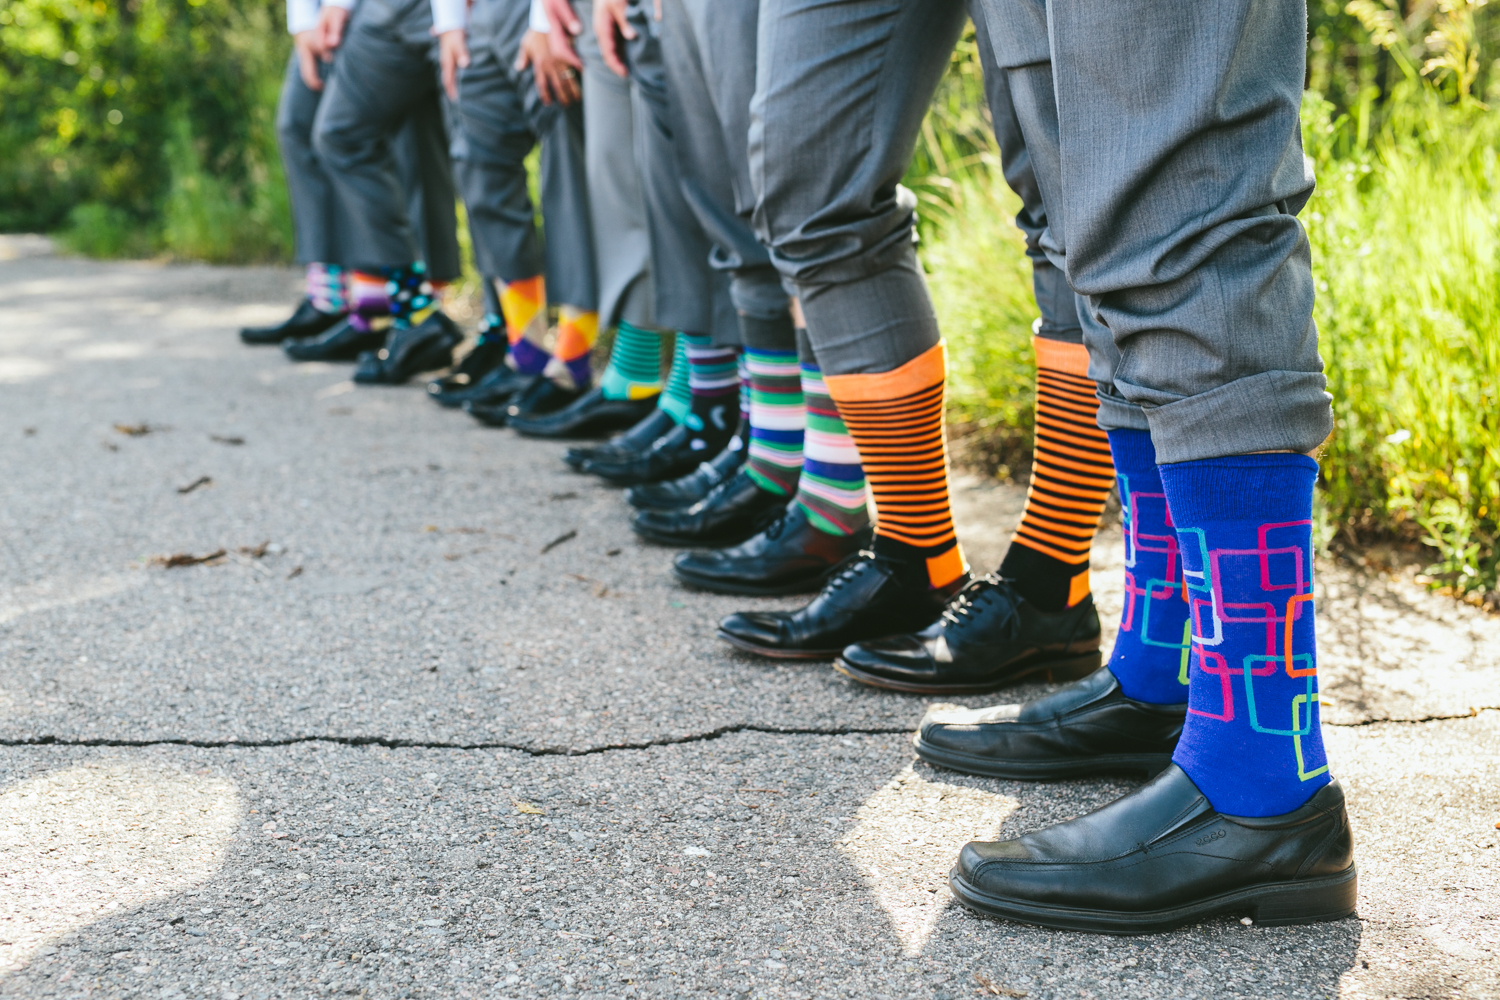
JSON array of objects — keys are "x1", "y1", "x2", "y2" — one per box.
[
  {"x1": 283, "y1": 317, "x2": 386, "y2": 361},
  {"x1": 241, "y1": 299, "x2": 345, "y2": 345},
  {"x1": 716, "y1": 550, "x2": 966, "y2": 660},
  {"x1": 631, "y1": 470, "x2": 787, "y2": 546},
  {"x1": 673, "y1": 504, "x2": 872, "y2": 596},
  {"x1": 508, "y1": 386, "x2": 660, "y2": 438},
  {"x1": 454, "y1": 365, "x2": 534, "y2": 410},
  {"x1": 626, "y1": 442, "x2": 746, "y2": 511},
  {"x1": 914, "y1": 667, "x2": 1185, "y2": 779},
  {"x1": 352, "y1": 312, "x2": 463, "y2": 385},
  {"x1": 564, "y1": 409, "x2": 676, "y2": 471},
  {"x1": 833, "y1": 575, "x2": 1102, "y2": 694},
  {"x1": 950, "y1": 765, "x2": 1358, "y2": 933},
  {"x1": 426, "y1": 338, "x2": 509, "y2": 406},
  {"x1": 582, "y1": 423, "x2": 710, "y2": 486}
]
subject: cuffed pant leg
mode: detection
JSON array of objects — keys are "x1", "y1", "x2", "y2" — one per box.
[
  {"x1": 575, "y1": 0, "x2": 655, "y2": 328},
  {"x1": 531, "y1": 94, "x2": 598, "y2": 310},
  {"x1": 1018, "y1": 0, "x2": 1329, "y2": 461},
  {"x1": 750, "y1": 0, "x2": 967, "y2": 376},
  {"x1": 276, "y1": 53, "x2": 342, "y2": 265},
  {"x1": 312, "y1": 20, "x2": 437, "y2": 270},
  {"x1": 453, "y1": 45, "x2": 545, "y2": 285}
]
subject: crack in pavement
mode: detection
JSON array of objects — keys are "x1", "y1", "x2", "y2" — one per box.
[
  {"x1": 4, "y1": 708, "x2": 1494, "y2": 755},
  {"x1": 0, "y1": 722, "x2": 915, "y2": 756}
]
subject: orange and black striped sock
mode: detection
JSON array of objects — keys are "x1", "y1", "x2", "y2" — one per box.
[
  {"x1": 998, "y1": 336, "x2": 1116, "y2": 612},
  {"x1": 824, "y1": 342, "x2": 966, "y2": 589}
]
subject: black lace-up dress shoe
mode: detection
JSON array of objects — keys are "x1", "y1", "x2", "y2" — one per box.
[
  {"x1": 427, "y1": 338, "x2": 509, "y2": 406},
  {"x1": 914, "y1": 667, "x2": 1185, "y2": 779},
  {"x1": 582, "y1": 423, "x2": 710, "y2": 486},
  {"x1": 465, "y1": 375, "x2": 542, "y2": 427},
  {"x1": 241, "y1": 299, "x2": 345, "y2": 345},
  {"x1": 674, "y1": 504, "x2": 873, "y2": 596},
  {"x1": 451, "y1": 365, "x2": 534, "y2": 412},
  {"x1": 508, "y1": 386, "x2": 660, "y2": 438},
  {"x1": 564, "y1": 409, "x2": 676, "y2": 470},
  {"x1": 949, "y1": 765, "x2": 1358, "y2": 933},
  {"x1": 283, "y1": 317, "x2": 387, "y2": 361},
  {"x1": 716, "y1": 551, "x2": 966, "y2": 659},
  {"x1": 833, "y1": 575, "x2": 1102, "y2": 694},
  {"x1": 626, "y1": 443, "x2": 746, "y2": 511},
  {"x1": 631, "y1": 470, "x2": 787, "y2": 546},
  {"x1": 353, "y1": 312, "x2": 463, "y2": 384},
  {"x1": 502, "y1": 377, "x2": 585, "y2": 425}
]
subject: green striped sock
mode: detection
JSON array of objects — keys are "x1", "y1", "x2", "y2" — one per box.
[
  {"x1": 599, "y1": 321, "x2": 666, "y2": 401},
  {"x1": 795, "y1": 362, "x2": 871, "y2": 536},
  {"x1": 659, "y1": 334, "x2": 693, "y2": 425}
]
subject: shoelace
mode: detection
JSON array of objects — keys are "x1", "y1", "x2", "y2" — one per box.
[
  {"x1": 820, "y1": 550, "x2": 880, "y2": 593},
  {"x1": 939, "y1": 573, "x2": 1021, "y2": 632}
]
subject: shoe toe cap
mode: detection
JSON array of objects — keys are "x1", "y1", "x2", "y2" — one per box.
[
  {"x1": 839, "y1": 633, "x2": 936, "y2": 679},
  {"x1": 718, "y1": 611, "x2": 786, "y2": 646},
  {"x1": 958, "y1": 838, "x2": 1031, "y2": 882}
]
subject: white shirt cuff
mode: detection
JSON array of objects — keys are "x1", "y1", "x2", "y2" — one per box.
[
  {"x1": 430, "y1": 0, "x2": 467, "y2": 32},
  {"x1": 529, "y1": 0, "x2": 551, "y2": 33}
]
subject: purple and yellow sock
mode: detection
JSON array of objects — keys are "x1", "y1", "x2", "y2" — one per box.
[
  {"x1": 499, "y1": 275, "x2": 550, "y2": 375},
  {"x1": 795, "y1": 362, "x2": 870, "y2": 535},
  {"x1": 1161, "y1": 453, "x2": 1330, "y2": 818},
  {"x1": 743, "y1": 347, "x2": 805, "y2": 496},
  {"x1": 554, "y1": 306, "x2": 599, "y2": 389}
]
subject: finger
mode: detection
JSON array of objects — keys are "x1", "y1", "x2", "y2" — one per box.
[
  {"x1": 535, "y1": 66, "x2": 555, "y2": 105},
  {"x1": 560, "y1": 72, "x2": 581, "y2": 105},
  {"x1": 550, "y1": 35, "x2": 584, "y2": 70},
  {"x1": 612, "y1": 4, "x2": 637, "y2": 40},
  {"x1": 442, "y1": 57, "x2": 459, "y2": 102},
  {"x1": 514, "y1": 48, "x2": 532, "y2": 71}
]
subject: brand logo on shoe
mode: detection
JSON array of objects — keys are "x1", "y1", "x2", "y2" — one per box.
[{"x1": 1194, "y1": 828, "x2": 1227, "y2": 846}]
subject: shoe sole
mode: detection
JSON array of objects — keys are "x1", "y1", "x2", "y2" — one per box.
[
  {"x1": 674, "y1": 564, "x2": 831, "y2": 597},
  {"x1": 913, "y1": 739, "x2": 1172, "y2": 780},
  {"x1": 831, "y1": 650, "x2": 1101, "y2": 695},
  {"x1": 715, "y1": 629, "x2": 842, "y2": 660},
  {"x1": 354, "y1": 339, "x2": 457, "y2": 386},
  {"x1": 631, "y1": 524, "x2": 765, "y2": 548},
  {"x1": 948, "y1": 864, "x2": 1358, "y2": 934}
]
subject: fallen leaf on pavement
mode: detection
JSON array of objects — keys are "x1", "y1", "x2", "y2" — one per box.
[
  {"x1": 974, "y1": 972, "x2": 1027, "y2": 998},
  {"x1": 210, "y1": 434, "x2": 245, "y2": 446},
  {"x1": 113, "y1": 423, "x2": 153, "y2": 436},
  {"x1": 286, "y1": 566, "x2": 303, "y2": 579},
  {"x1": 512, "y1": 800, "x2": 544, "y2": 815},
  {"x1": 540, "y1": 529, "x2": 577, "y2": 554},
  {"x1": 238, "y1": 541, "x2": 270, "y2": 558},
  {"x1": 177, "y1": 476, "x2": 213, "y2": 494},
  {"x1": 149, "y1": 549, "x2": 227, "y2": 569}
]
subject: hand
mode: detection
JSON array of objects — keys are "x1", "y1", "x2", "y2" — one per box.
[
  {"x1": 543, "y1": 0, "x2": 585, "y2": 71},
  {"x1": 516, "y1": 30, "x2": 581, "y2": 106},
  {"x1": 437, "y1": 29, "x2": 470, "y2": 101},
  {"x1": 593, "y1": 0, "x2": 634, "y2": 78},
  {"x1": 293, "y1": 30, "x2": 325, "y2": 91},
  {"x1": 317, "y1": 5, "x2": 350, "y2": 54}
]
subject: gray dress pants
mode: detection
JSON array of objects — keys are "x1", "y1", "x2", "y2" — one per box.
[
  {"x1": 311, "y1": 0, "x2": 462, "y2": 280},
  {"x1": 276, "y1": 50, "x2": 459, "y2": 278},
  {"x1": 622, "y1": 0, "x2": 739, "y2": 344},
  {"x1": 660, "y1": 0, "x2": 792, "y2": 350},
  {"x1": 455, "y1": 0, "x2": 597, "y2": 308},
  {"x1": 975, "y1": 0, "x2": 1333, "y2": 462},
  {"x1": 749, "y1": 0, "x2": 968, "y2": 375}
]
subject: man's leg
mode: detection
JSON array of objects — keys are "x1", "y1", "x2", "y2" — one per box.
[
  {"x1": 242, "y1": 53, "x2": 350, "y2": 344},
  {"x1": 714, "y1": 0, "x2": 969, "y2": 659},
  {"x1": 948, "y1": 0, "x2": 1351, "y2": 933}
]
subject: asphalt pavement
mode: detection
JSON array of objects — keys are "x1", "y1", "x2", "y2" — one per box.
[{"x1": 1, "y1": 240, "x2": 1496, "y2": 999}]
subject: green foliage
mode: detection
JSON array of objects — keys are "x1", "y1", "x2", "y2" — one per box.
[
  {"x1": 915, "y1": 7, "x2": 1500, "y2": 595},
  {"x1": 0, "y1": 0, "x2": 292, "y2": 260}
]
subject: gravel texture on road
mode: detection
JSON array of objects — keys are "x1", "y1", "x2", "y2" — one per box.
[{"x1": 1, "y1": 244, "x2": 1497, "y2": 998}]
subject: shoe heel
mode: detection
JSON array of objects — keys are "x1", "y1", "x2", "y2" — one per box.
[
  {"x1": 1250, "y1": 867, "x2": 1358, "y2": 926},
  {"x1": 1039, "y1": 651, "x2": 1102, "y2": 683}
]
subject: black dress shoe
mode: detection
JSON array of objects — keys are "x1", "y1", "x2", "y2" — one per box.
[
  {"x1": 509, "y1": 386, "x2": 658, "y2": 438},
  {"x1": 283, "y1": 317, "x2": 385, "y2": 361},
  {"x1": 833, "y1": 575, "x2": 1102, "y2": 695},
  {"x1": 631, "y1": 470, "x2": 787, "y2": 546},
  {"x1": 501, "y1": 376, "x2": 586, "y2": 425},
  {"x1": 352, "y1": 312, "x2": 463, "y2": 385},
  {"x1": 673, "y1": 503, "x2": 873, "y2": 596},
  {"x1": 242, "y1": 299, "x2": 346, "y2": 345},
  {"x1": 564, "y1": 409, "x2": 677, "y2": 470},
  {"x1": 716, "y1": 550, "x2": 967, "y2": 660},
  {"x1": 949, "y1": 764, "x2": 1357, "y2": 933},
  {"x1": 626, "y1": 441, "x2": 746, "y2": 511},
  {"x1": 455, "y1": 365, "x2": 534, "y2": 410},
  {"x1": 583, "y1": 423, "x2": 723, "y2": 486},
  {"x1": 465, "y1": 375, "x2": 543, "y2": 427},
  {"x1": 913, "y1": 667, "x2": 1185, "y2": 779},
  {"x1": 427, "y1": 338, "x2": 509, "y2": 407}
]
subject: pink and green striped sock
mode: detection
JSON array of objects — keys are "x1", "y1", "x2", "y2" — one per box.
[{"x1": 795, "y1": 361, "x2": 870, "y2": 535}]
